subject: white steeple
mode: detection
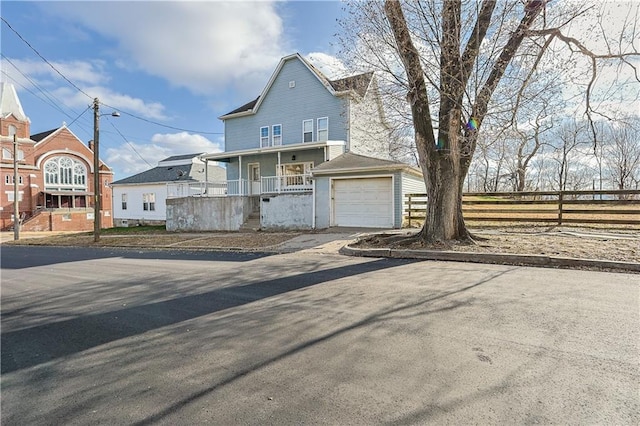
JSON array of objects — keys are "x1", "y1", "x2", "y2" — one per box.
[{"x1": 0, "y1": 82, "x2": 29, "y2": 122}]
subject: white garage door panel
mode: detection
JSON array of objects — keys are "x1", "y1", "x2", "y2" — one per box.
[{"x1": 333, "y1": 178, "x2": 393, "y2": 228}]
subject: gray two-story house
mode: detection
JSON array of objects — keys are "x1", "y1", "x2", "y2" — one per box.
[{"x1": 166, "y1": 53, "x2": 424, "y2": 231}]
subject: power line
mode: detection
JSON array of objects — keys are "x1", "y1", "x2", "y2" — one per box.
[
  {"x1": 106, "y1": 119, "x2": 154, "y2": 168},
  {"x1": 1, "y1": 62, "x2": 75, "y2": 119},
  {"x1": 1, "y1": 16, "x2": 93, "y2": 101},
  {"x1": 1, "y1": 67, "x2": 95, "y2": 138},
  {"x1": 67, "y1": 105, "x2": 92, "y2": 127},
  {"x1": 102, "y1": 104, "x2": 224, "y2": 135},
  {"x1": 2, "y1": 16, "x2": 224, "y2": 137}
]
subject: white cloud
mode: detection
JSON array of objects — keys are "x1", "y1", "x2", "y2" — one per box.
[
  {"x1": 2, "y1": 58, "x2": 109, "y2": 86},
  {"x1": 106, "y1": 132, "x2": 222, "y2": 177},
  {"x1": 1, "y1": 58, "x2": 168, "y2": 120},
  {"x1": 44, "y1": 1, "x2": 287, "y2": 95}
]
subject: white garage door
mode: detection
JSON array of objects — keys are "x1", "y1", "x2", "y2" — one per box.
[{"x1": 332, "y1": 178, "x2": 393, "y2": 228}]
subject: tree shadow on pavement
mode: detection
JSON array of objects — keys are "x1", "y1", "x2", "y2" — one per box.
[{"x1": 1, "y1": 257, "x2": 417, "y2": 374}]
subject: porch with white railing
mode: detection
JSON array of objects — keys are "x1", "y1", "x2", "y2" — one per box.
[
  {"x1": 261, "y1": 174, "x2": 313, "y2": 194},
  {"x1": 167, "y1": 174, "x2": 312, "y2": 198}
]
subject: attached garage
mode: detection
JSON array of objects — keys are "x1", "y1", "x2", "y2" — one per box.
[
  {"x1": 312, "y1": 152, "x2": 425, "y2": 229},
  {"x1": 332, "y1": 177, "x2": 393, "y2": 227}
]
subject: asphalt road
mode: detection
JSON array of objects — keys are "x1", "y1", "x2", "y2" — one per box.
[{"x1": 1, "y1": 246, "x2": 638, "y2": 425}]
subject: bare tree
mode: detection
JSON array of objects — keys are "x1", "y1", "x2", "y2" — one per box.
[
  {"x1": 604, "y1": 117, "x2": 640, "y2": 191},
  {"x1": 339, "y1": 0, "x2": 639, "y2": 244},
  {"x1": 547, "y1": 119, "x2": 592, "y2": 192}
]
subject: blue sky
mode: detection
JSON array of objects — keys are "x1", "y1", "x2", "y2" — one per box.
[{"x1": 1, "y1": 1, "x2": 349, "y2": 179}]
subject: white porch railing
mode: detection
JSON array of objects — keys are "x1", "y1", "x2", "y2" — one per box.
[
  {"x1": 261, "y1": 174, "x2": 312, "y2": 194},
  {"x1": 167, "y1": 175, "x2": 311, "y2": 198},
  {"x1": 167, "y1": 180, "x2": 244, "y2": 198}
]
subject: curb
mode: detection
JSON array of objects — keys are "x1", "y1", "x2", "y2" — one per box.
[{"x1": 339, "y1": 245, "x2": 640, "y2": 273}]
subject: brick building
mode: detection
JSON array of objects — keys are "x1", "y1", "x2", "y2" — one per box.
[{"x1": 0, "y1": 82, "x2": 113, "y2": 231}]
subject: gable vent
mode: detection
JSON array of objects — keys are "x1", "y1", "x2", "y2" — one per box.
[{"x1": 289, "y1": 80, "x2": 296, "y2": 88}]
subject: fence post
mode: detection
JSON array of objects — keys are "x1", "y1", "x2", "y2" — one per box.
[
  {"x1": 408, "y1": 194, "x2": 412, "y2": 227},
  {"x1": 557, "y1": 190, "x2": 564, "y2": 226}
]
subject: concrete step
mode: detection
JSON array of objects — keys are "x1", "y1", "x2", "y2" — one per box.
[{"x1": 240, "y1": 213, "x2": 261, "y2": 232}]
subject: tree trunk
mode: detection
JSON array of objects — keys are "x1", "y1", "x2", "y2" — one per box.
[{"x1": 384, "y1": 0, "x2": 547, "y2": 243}]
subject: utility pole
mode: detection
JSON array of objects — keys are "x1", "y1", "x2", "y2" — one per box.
[
  {"x1": 93, "y1": 97, "x2": 100, "y2": 242},
  {"x1": 13, "y1": 133, "x2": 20, "y2": 241}
]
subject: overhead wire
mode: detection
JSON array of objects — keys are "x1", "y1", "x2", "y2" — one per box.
[
  {"x1": 1, "y1": 59, "x2": 78, "y2": 120},
  {"x1": 106, "y1": 119, "x2": 154, "y2": 168},
  {"x1": 2, "y1": 14, "x2": 224, "y2": 166},
  {"x1": 1, "y1": 16, "x2": 93, "y2": 101},
  {"x1": 101, "y1": 104, "x2": 224, "y2": 135}
]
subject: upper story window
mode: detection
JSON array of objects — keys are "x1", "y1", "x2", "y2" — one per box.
[
  {"x1": 5, "y1": 175, "x2": 23, "y2": 185},
  {"x1": 260, "y1": 126, "x2": 269, "y2": 148},
  {"x1": 44, "y1": 156, "x2": 87, "y2": 190},
  {"x1": 317, "y1": 117, "x2": 328, "y2": 142},
  {"x1": 8, "y1": 125, "x2": 17, "y2": 137},
  {"x1": 1, "y1": 148, "x2": 22, "y2": 160},
  {"x1": 272, "y1": 124, "x2": 282, "y2": 146},
  {"x1": 303, "y1": 120, "x2": 313, "y2": 143},
  {"x1": 121, "y1": 193, "x2": 128, "y2": 210}
]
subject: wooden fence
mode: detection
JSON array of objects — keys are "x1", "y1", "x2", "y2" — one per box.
[{"x1": 405, "y1": 189, "x2": 640, "y2": 227}]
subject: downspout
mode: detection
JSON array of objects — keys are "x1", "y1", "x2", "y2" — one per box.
[{"x1": 345, "y1": 97, "x2": 351, "y2": 152}]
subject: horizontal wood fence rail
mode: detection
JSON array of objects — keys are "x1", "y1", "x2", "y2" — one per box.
[{"x1": 404, "y1": 190, "x2": 640, "y2": 227}]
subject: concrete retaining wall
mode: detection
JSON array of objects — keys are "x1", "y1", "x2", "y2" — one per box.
[
  {"x1": 166, "y1": 196, "x2": 258, "y2": 231},
  {"x1": 260, "y1": 193, "x2": 313, "y2": 230}
]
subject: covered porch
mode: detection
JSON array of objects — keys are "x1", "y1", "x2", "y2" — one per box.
[{"x1": 167, "y1": 140, "x2": 345, "y2": 198}]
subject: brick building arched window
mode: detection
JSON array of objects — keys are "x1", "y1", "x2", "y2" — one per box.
[{"x1": 44, "y1": 156, "x2": 87, "y2": 190}]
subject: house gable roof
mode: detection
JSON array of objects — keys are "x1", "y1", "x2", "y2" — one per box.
[
  {"x1": 219, "y1": 53, "x2": 374, "y2": 119},
  {"x1": 329, "y1": 72, "x2": 374, "y2": 98},
  {"x1": 111, "y1": 165, "x2": 198, "y2": 185},
  {"x1": 312, "y1": 152, "x2": 421, "y2": 177}
]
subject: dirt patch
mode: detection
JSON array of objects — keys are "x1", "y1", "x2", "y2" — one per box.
[
  {"x1": 352, "y1": 227, "x2": 640, "y2": 264},
  {"x1": 2, "y1": 231, "x2": 302, "y2": 250}
]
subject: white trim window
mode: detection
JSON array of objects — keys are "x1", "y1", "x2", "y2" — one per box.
[
  {"x1": 44, "y1": 156, "x2": 87, "y2": 190},
  {"x1": 2, "y1": 148, "x2": 12, "y2": 160},
  {"x1": 302, "y1": 119, "x2": 313, "y2": 143},
  {"x1": 121, "y1": 193, "x2": 128, "y2": 210},
  {"x1": 317, "y1": 117, "x2": 328, "y2": 142},
  {"x1": 260, "y1": 126, "x2": 269, "y2": 148},
  {"x1": 272, "y1": 124, "x2": 282, "y2": 146},
  {"x1": 6, "y1": 191, "x2": 24, "y2": 202},
  {"x1": 143, "y1": 193, "x2": 156, "y2": 211}
]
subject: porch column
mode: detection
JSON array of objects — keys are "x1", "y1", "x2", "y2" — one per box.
[
  {"x1": 277, "y1": 151, "x2": 281, "y2": 193},
  {"x1": 239, "y1": 155, "x2": 243, "y2": 196},
  {"x1": 203, "y1": 158, "x2": 208, "y2": 196}
]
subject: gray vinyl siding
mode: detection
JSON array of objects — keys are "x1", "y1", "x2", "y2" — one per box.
[
  {"x1": 224, "y1": 58, "x2": 348, "y2": 151},
  {"x1": 401, "y1": 172, "x2": 426, "y2": 224},
  {"x1": 314, "y1": 177, "x2": 331, "y2": 229}
]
